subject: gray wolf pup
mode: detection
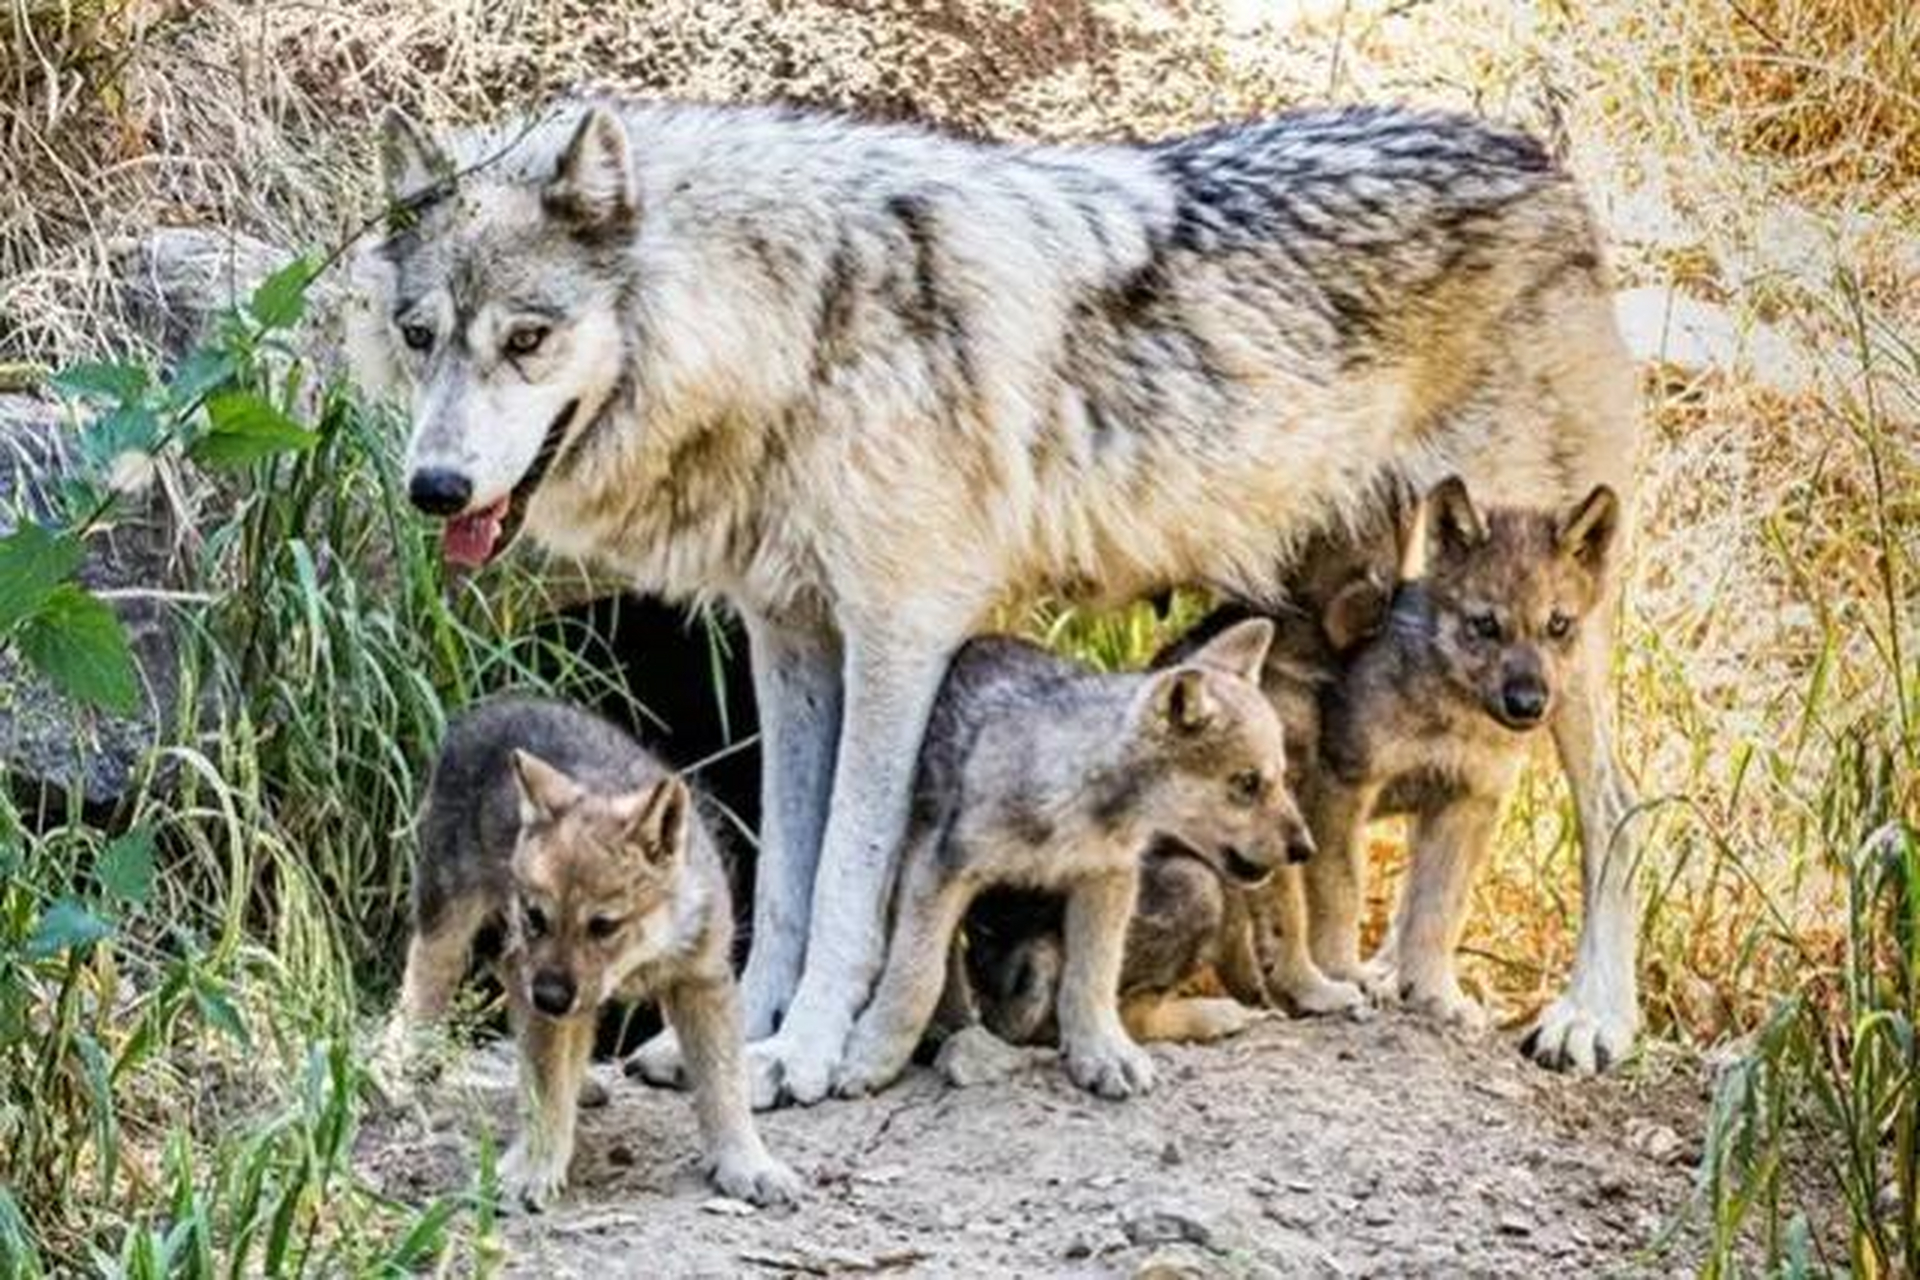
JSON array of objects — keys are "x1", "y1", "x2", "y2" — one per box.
[
  {"x1": 832, "y1": 619, "x2": 1305, "y2": 1098},
  {"x1": 352, "y1": 96, "x2": 1641, "y2": 1098},
  {"x1": 388, "y1": 697, "x2": 800, "y2": 1209},
  {"x1": 1309, "y1": 477, "x2": 1622, "y2": 1042}
]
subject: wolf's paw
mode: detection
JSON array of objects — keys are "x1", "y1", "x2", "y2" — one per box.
[
  {"x1": 1364, "y1": 960, "x2": 1488, "y2": 1032},
  {"x1": 1522, "y1": 994, "x2": 1636, "y2": 1074},
  {"x1": 624, "y1": 1028, "x2": 687, "y2": 1089},
  {"x1": 1282, "y1": 973, "x2": 1366, "y2": 1018},
  {"x1": 368, "y1": 1016, "x2": 437, "y2": 1103},
  {"x1": 499, "y1": 1142, "x2": 570, "y2": 1213},
  {"x1": 709, "y1": 1149, "x2": 803, "y2": 1208},
  {"x1": 934, "y1": 1024, "x2": 1030, "y2": 1087},
  {"x1": 831, "y1": 1038, "x2": 907, "y2": 1100},
  {"x1": 746, "y1": 1025, "x2": 844, "y2": 1109},
  {"x1": 1064, "y1": 1035, "x2": 1156, "y2": 1100}
]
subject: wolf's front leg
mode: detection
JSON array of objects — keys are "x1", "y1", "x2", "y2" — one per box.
[
  {"x1": 836, "y1": 848, "x2": 971, "y2": 1097},
  {"x1": 1258, "y1": 867, "x2": 1363, "y2": 1015},
  {"x1": 736, "y1": 609, "x2": 844, "y2": 1041},
  {"x1": 501, "y1": 1008, "x2": 595, "y2": 1212},
  {"x1": 754, "y1": 625, "x2": 956, "y2": 1106},
  {"x1": 667, "y1": 976, "x2": 802, "y2": 1207},
  {"x1": 1526, "y1": 639, "x2": 1642, "y2": 1072},
  {"x1": 1301, "y1": 778, "x2": 1375, "y2": 983},
  {"x1": 1057, "y1": 868, "x2": 1156, "y2": 1099},
  {"x1": 1370, "y1": 794, "x2": 1501, "y2": 1031}
]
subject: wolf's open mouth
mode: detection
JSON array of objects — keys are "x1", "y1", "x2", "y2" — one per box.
[
  {"x1": 441, "y1": 401, "x2": 578, "y2": 570},
  {"x1": 1223, "y1": 847, "x2": 1272, "y2": 886}
]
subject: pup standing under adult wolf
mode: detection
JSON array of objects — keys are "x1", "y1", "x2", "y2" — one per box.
[
  {"x1": 351, "y1": 95, "x2": 1643, "y2": 1101},
  {"x1": 386, "y1": 698, "x2": 799, "y2": 1209}
]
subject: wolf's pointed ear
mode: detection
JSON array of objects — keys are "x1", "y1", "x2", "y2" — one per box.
[
  {"x1": 380, "y1": 107, "x2": 452, "y2": 204},
  {"x1": 1558, "y1": 484, "x2": 1620, "y2": 573},
  {"x1": 1149, "y1": 668, "x2": 1218, "y2": 737},
  {"x1": 546, "y1": 106, "x2": 636, "y2": 229},
  {"x1": 622, "y1": 777, "x2": 690, "y2": 864},
  {"x1": 1425, "y1": 475, "x2": 1486, "y2": 562},
  {"x1": 512, "y1": 750, "x2": 583, "y2": 826},
  {"x1": 1187, "y1": 618, "x2": 1273, "y2": 684},
  {"x1": 1323, "y1": 573, "x2": 1391, "y2": 653}
]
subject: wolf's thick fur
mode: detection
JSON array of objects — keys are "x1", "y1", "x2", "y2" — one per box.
[
  {"x1": 831, "y1": 620, "x2": 1300, "y2": 1099},
  {"x1": 353, "y1": 97, "x2": 1641, "y2": 1099},
  {"x1": 388, "y1": 697, "x2": 798, "y2": 1208}
]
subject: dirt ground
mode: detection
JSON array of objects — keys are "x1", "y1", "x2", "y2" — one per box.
[{"x1": 359, "y1": 1012, "x2": 1708, "y2": 1277}]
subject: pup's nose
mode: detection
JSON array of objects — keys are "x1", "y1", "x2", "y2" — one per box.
[
  {"x1": 408, "y1": 467, "x2": 473, "y2": 516},
  {"x1": 1502, "y1": 678, "x2": 1549, "y2": 725},
  {"x1": 530, "y1": 972, "x2": 577, "y2": 1017},
  {"x1": 1285, "y1": 830, "x2": 1317, "y2": 865}
]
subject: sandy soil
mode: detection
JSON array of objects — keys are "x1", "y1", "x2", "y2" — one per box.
[{"x1": 359, "y1": 1012, "x2": 1706, "y2": 1278}]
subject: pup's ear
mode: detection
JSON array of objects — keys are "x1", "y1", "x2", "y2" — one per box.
[
  {"x1": 1187, "y1": 618, "x2": 1273, "y2": 684},
  {"x1": 1425, "y1": 475, "x2": 1486, "y2": 562},
  {"x1": 1149, "y1": 668, "x2": 1218, "y2": 737},
  {"x1": 512, "y1": 749, "x2": 583, "y2": 826},
  {"x1": 1322, "y1": 573, "x2": 1391, "y2": 653},
  {"x1": 379, "y1": 106, "x2": 452, "y2": 205},
  {"x1": 621, "y1": 777, "x2": 690, "y2": 864},
  {"x1": 545, "y1": 105, "x2": 636, "y2": 229},
  {"x1": 1558, "y1": 484, "x2": 1620, "y2": 574}
]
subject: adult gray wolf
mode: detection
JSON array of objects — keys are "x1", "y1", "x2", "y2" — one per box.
[
  {"x1": 383, "y1": 697, "x2": 799, "y2": 1209},
  {"x1": 349, "y1": 95, "x2": 1642, "y2": 1102},
  {"x1": 832, "y1": 618, "x2": 1301, "y2": 1100}
]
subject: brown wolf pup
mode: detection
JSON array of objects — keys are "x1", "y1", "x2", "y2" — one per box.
[
  {"x1": 386, "y1": 697, "x2": 800, "y2": 1210},
  {"x1": 831, "y1": 619, "x2": 1310, "y2": 1100},
  {"x1": 1307, "y1": 478, "x2": 1622, "y2": 1042}
]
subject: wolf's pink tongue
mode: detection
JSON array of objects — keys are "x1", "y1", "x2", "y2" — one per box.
[{"x1": 442, "y1": 497, "x2": 509, "y2": 569}]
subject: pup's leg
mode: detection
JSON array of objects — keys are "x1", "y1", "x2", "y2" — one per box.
[
  {"x1": 754, "y1": 624, "x2": 957, "y2": 1106},
  {"x1": 1122, "y1": 994, "x2": 1261, "y2": 1043},
  {"x1": 1526, "y1": 635, "x2": 1642, "y2": 1072},
  {"x1": 1373, "y1": 794, "x2": 1501, "y2": 1030},
  {"x1": 836, "y1": 848, "x2": 971, "y2": 1097},
  {"x1": 735, "y1": 609, "x2": 844, "y2": 1040},
  {"x1": 1057, "y1": 868, "x2": 1156, "y2": 1099},
  {"x1": 376, "y1": 891, "x2": 491, "y2": 1089},
  {"x1": 1215, "y1": 886, "x2": 1274, "y2": 1008},
  {"x1": 500, "y1": 1008, "x2": 595, "y2": 1212},
  {"x1": 667, "y1": 977, "x2": 801, "y2": 1207},
  {"x1": 1261, "y1": 866, "x2": 1364, "y2": 1015},
  {"x1": 1301, "y1": 779, "x2": 1375, "y2": 983}
]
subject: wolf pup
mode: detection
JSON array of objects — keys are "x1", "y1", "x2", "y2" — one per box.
[
  {"x1": 357, "y1": 98, "x2": 1641, "y2": 1092},
  {"x1": 1311, "y1": 478, "x2": 1621, "y2": 1042},
  {"x1": 389, "y1": 697, "x2": 800, "y2": 1210},
  {"x1": 831, "y1": 619, "x2": 1309, "y2": 1100}
]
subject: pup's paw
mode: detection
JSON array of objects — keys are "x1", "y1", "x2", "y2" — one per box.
[
  {"x1": 577, "y1": 1074, "x2": 611, "y2": 1110},
  {"x1": 1521, "y1": 994, "x2": 1636, "y2": 1074},
  {"x1": 623, "y1": 1028, "x2": 687, "y2": 1089},
  {"x1": 367, "y1": 1016, "x2": 441, "y2": 1103},
  {"x1": 709, "y1": 1149, "x2": 803, "y2": 1208},
  {"x1": 1281, "y1": 972, "x2": 1366, "y2": 1017},
  {"x1": 1064, "y1": 1035, "x2": 1157, "y2": 1100},
  {"x1": 499, "y1": 1142, "x2": 570, "y2": 1213}
]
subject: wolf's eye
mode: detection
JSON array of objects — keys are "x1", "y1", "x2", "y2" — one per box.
[
  {"x1": 400, "y1": 322, "x2": 435, "y2": 352},
  {"x1": 504, "y1": 325, "x2": 549, "y2": 357},
  {"x1": 1467, "y1": 611, "x2": 1501, "y2": 642},
  {"x1": 523, "y1": 904, "x2": 549, "y2": 938},
  {"x1": 1228, "y1": 770, "x2": 1264, "y2": 806},
  {"x1": 1546, "y1": 610, "x2": 1574, "y2": 640},
  {"x1": 587, "y1": 915, "x2": 622, "y2": 941}
]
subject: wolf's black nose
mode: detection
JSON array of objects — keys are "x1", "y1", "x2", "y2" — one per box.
[
  {"x1": 531, "y1": 972, "x2": 577, "y2": 1017},
  {"x1": 1502, "y1": 679, "x2": 1548, "y2": 725},
  {"x1": 408, "y1": 468, "x2": 473, "y2": 516},
  {"x1": 1285, "y1": 831, "x2": 1316, "y2": 865}
]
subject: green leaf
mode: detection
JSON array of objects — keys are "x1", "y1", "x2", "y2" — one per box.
[
  {"x1": 79, "y1": 402, "x2": 162, "y2": 473},
  {"x1": 189, "y1": 390, "x2": 318, "y2": 469},
  {"x1": 0, "y1": 522, "x2": 85, "y2": 633},
  {"x1": 97, "y1": 827, "x2": 156, "y2": 907},
  {"x1": 52, "y1": 360, "x2": 150, "y2": 405},
  {"x1": 192, "y1": 975, "x2": 249, "y2": 1048},
  {"x1": 16, "y1": 584, "x2": 142, "y2": 715},
  {"x1": 26, "y1": 897, "x2": 113, "y2": 958},
  {"x1": 247, "y1": 256, "x2": 317, "y2": 331},
  {"x1": 166, "y1": 347, "x2": 237, "y2": 409}
]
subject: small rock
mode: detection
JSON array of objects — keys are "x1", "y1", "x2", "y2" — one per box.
[
  {"x1": 1121, "y1": 1201, "x2": 1216, "y2": 1250},
  {"x1": 1361, "y1": 1203, "x2": 1394, "y2": 1227},
  {"x1": 1160, "y1": 1138, "x2": 1185, "y2": 1167},
  {"x1": 1497, "y1": 1213, "x2": 1534, "y2": 1236},
  {"x1": 699, "y1": 1196, "x2": 757, "y2": 1217},
  {"x1": 854, "y1": 1163, "x2": 907, "y2": 1186},
  {"x1": 1132, "y1": 1251, "x2": 1207, "y2": 1280},
  {"x1": 935, "y1": 1025, "x2": 1029, "y2": 1088},
  {"x1": 1625, "y1": 1119, "x2": 1687, "y2": 1165}
]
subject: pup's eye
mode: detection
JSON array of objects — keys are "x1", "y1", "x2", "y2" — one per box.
[
  {"x1": 1228, "y1": 770, "x2": 1264, "y2": 805},
  {"x1": 400, "y1": 322, "x2": 435, "y2": 352},
  {"x1": 587, "y1": 915, "x2": 622, "y2": 941},
  {"x1": 1467, "y1": 611, "x2": 1501, "y2": 641},
  {"x1": 1546, "y1": 610, "x2": 1574, "y2": 640},
  {"x1": 523, "y1": 904, "x2": 549, "y2": 938},
  {"x1": 504, "y1": 325, "x2": 549, "y2": 357}
]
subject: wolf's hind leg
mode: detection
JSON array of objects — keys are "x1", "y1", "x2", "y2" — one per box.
[
  {"x1": 1261, "y1": 866, "x2": 1364, "y2": 1015},
  {"x1": 1526, "y1": 636, "x2": 1642, "y2": 1072},
  {"x1": 1123, "y1": 994, "x2": 1262, "y2": 1043},
  {"x1": 376, "y1": 892, "x2": 491, "y2": 1091},
  {"x1": 1301, "y1": 780, "x2": 1374, "y2": 983}
]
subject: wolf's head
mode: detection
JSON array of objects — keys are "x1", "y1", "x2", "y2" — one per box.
[
  {"x1": 505, "y1": 753, "x2": 691, "y2": 1020},
  {"x1": 1126, "y1": 618, "x2": 1311, "y2": 886},
  {"x1": 356, "y1": 105, "x2": 639, "y2": 568},
  {"x1": 1420, "y1": 476, "x2": 1619, "y2": 731}
]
